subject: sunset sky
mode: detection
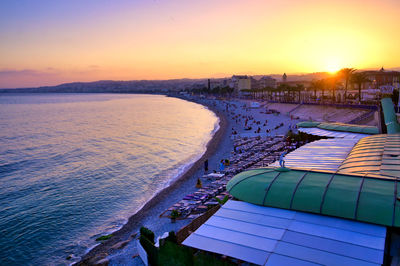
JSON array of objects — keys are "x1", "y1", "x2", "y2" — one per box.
[{"x1": 1, "y1": 0, "x2": 399, "y2": 88}]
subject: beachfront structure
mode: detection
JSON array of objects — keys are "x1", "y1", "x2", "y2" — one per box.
[
  {"x1": 181, "y1": 98, "x2": 400, "y2": 265},
  {"x1": 363, "y1": 68, "x2": 400, "y2": 90},
  {"x1": 183, "y1": 199, "x2": 386, "y2": 265},
  {"x1": 322, "y1": 69, "x2": 400, "y2": 104},
  {"x1": 341, "y1": 69, "x2": 400, "y2": 103}
]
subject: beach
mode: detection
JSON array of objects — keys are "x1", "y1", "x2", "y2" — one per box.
[{"x1": 76, "y1": 95, "x2": 302, "y2": 265}]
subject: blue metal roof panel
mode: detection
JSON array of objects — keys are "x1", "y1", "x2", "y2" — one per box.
[
  {"x1": 183, "y1": 234, "x2": 270, "y2": 265},
  {"x1": 282, "y1": 231, "x2": 384, "y2": 264},
  {"x1": 274, "y1": 242, "x2": 379, "y2": 266},
  {"x1": 182, "y1": 200, "x2": 386, "y2": 266},
  {"x1": 266, "y1": 254, "x2": 320, "y2": 266}
]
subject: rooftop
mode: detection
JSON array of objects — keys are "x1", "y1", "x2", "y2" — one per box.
[
  {"x1": 270, "y1": 138, "x2": 358, "y2": 171},
  {"x1": 338, "y1": 134, "x2": 400, "y2": 178},
  {"x1": 298, "y1": 127, "x2": 370, "y2": 139},
  {"x1": 183, "y1": 200, "x2": 386, "y2": 265},
  {"x1": 297, "y1": 121, "x2": 379, "y2": 135},
  {"x1": 226, "y1": 167, "x2": 400, "y2": 227}
]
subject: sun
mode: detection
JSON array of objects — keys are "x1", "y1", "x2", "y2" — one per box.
[{"x1": 325, "y1": 59, "x2": 341, "y2": 74}]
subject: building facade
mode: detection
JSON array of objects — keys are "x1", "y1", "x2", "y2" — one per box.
[{"x1": 363, "y1": 68, "x2": 400, "y2": 90}]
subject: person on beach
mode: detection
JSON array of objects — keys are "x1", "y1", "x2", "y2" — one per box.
[
  {"x1": 196, "y1": 178, "x2": 202, "y2": 188},
  {"x1": 279, "y1": 151, "x2": 287, "y2": 168},
  {"x1": 219, "y1": 160, "x2": 225, "y2": 172}
]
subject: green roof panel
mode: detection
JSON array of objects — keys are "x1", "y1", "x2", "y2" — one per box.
[
  {"x1": 394, "y1": 182, "x2": 400, "y2": 227},
  {"x1": 357, "y1": 179, "x2": 394, "y2": 225},
  {"x1": 322, "y1": 174, "x2": 361, "y2": 219},
  {"x1": 381, "y1": 98, "x2": 400, "y2": 134},
  {"x1": 226, "y1": 168, "x2": 270, "y2": 191},
  {"x1": 382, "y1": 98, "x2": 398, "y2": 123},
  {"x1": 296, "y1": 121, "x2": 321, "y2": 128},
  {"x1": 227, "y1": 169, "x2": 277, "y2": 206},
  {"x1": 291, "y1": 172, "x2": 331, "y2": 213},
  {"x1": 264, "y1": 170, "x2": 305, "y2": 209},
  {"x1": 297, "y1": 121, "x2": 379, "y2": 135}
]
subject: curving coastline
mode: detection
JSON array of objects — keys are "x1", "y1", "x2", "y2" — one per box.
[{"x1": 77, "y1": 97, "x2": 229, "y2": 265}]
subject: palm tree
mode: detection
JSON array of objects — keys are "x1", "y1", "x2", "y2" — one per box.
[
  {"x1": 278, "y1": 83, "x2": 289, "y2": 102},
  {"x1": 263, "y1": 86, "x2": 272, "y2": 100},
  {"x1": 320, "y1": 79, "x2": 328, "y2": 103},
  {"x1": 310, "y1": 79, "x2": 324, "y2": 102},
  {"x1": 286, "y1": 85, "x2": 295, "y2": 102},
  {"x1": 325, "y1": 76, "x2": 341, "y2": 103},
  {"x1": 272, "y1": 87, "x2": 280, "y2": 101},
  {"x1": 294, "y1": 84, "x2": 304, "y2": 102},
  {"x1": 339, "y1": 68, "x2": 356, "y2": 102},
  {"x1": 350, "y1": 72, "x2": 370, "y2": 102}
]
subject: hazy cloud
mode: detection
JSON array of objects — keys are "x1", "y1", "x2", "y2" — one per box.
[
  {"x1": 0, "y1": 69, "x2": 42, "y2": 76},
  {"x1": 0, "y1": 66, "x2": 103, "y2": 88}
]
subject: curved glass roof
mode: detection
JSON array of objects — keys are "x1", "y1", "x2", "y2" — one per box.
[
  {"x1": 338, "y1": 134, "x2": 400, "y2": 178},
  {"x1": 297, "y1": 121, "x2": 379, "y2": 135},
  {"x1": 269, "y1": 138, "x2": 358, "y2": 171},
  {"x1": 227, "y1": 167, "x2": 400, "y2": 227},
  {"x1": 298, "y1": 127, "x2": 369, "y2": 139}
]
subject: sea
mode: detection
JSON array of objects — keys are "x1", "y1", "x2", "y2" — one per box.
[{"x1": 0, "y1": 93, "x2": 219, "y2": 265}]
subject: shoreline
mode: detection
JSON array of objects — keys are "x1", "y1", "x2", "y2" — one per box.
[{"x1": 77, "y1": 97, "x2": 229, "y2": 265}]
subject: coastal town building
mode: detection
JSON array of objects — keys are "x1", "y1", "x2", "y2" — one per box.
[
  {"x1": 230, "y1": 75, "x2": 277, "y2": 94},
  {"x1": 231, "y1": 75, "x2": 251, "y2": 92},
  {"x1": 250, "y1": 77, "x2": 259, "y2": 90},
  {"x1": 363, "y1": 68, "x2": 400, "y2": 90},
  {"x1": 238, "y1": 78, "x2": 251, "y2": 91},
  {"x1": 329, "y1": 69, "x2": 400, "y2": 103},
  {"x1": 203, "y1": 69, "x2": 399, "y2": 103},
  {"x1": 276, "y1": 80, "x2": 311, "y2": 88},
  {"x1": 258, "y1": 76, "x2": 277, "y2": 89},
  {"x1": 208, "y1": 78, "x2": 230, "y2": 90}
]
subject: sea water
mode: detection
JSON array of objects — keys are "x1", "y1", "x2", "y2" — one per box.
[{"x1": 0, "y1": 93, "x2": 218, "y2": 265}]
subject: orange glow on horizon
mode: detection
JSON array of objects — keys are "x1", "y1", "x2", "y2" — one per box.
[{"x1": 0, "y1": 0, "x2": 399, "y2": 88}]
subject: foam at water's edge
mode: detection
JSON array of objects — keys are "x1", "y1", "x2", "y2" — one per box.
[
  {"x1": 77, "y1": 104, "x2": 221, "y2": 262},
  {"x1": 166, "y1": 115, "x2": 220, "y2": 187}
]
